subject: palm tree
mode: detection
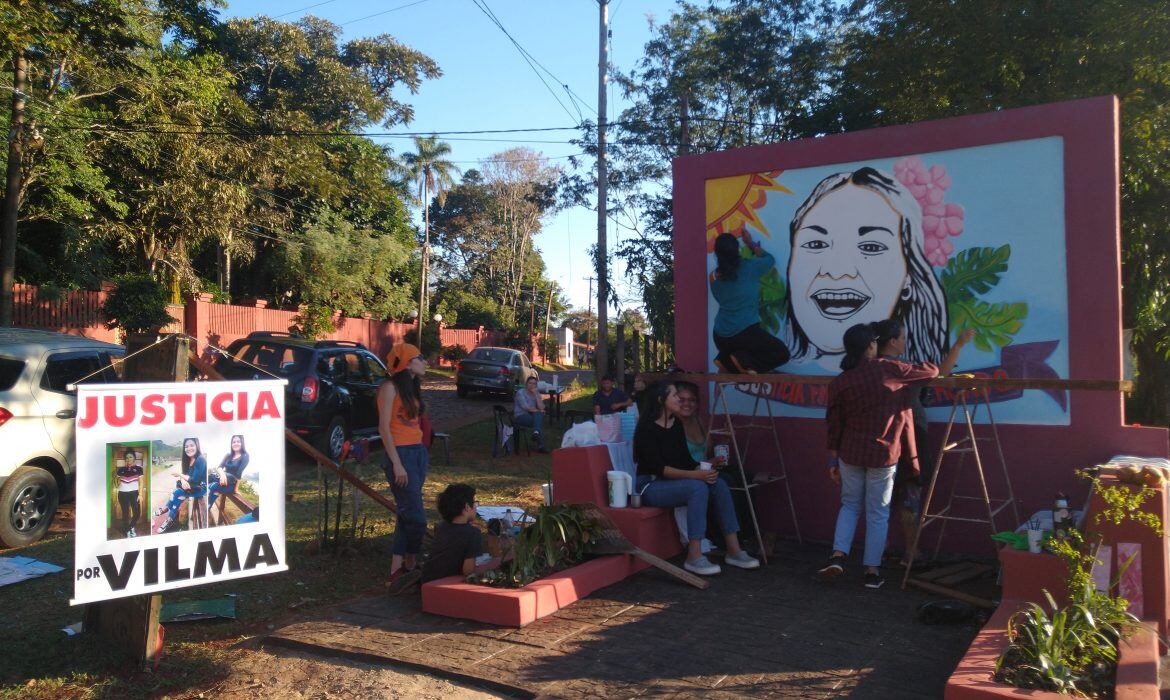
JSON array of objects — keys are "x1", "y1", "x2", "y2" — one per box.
[{"x1": 403, "y1": 135, "x2": 460, "y2": 340}]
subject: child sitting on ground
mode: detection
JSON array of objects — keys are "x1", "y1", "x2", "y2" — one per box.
[{"x1": 420, "y1": 484, "x2": 483, "y2": 584}]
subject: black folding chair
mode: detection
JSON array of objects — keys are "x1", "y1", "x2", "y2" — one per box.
[{"x1": 491, "y1": 405, "x2": 531, "y2": 457}]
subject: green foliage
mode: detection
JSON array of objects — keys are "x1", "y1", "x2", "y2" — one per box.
[
  {"x1": 440, "y1": 344, "x2": 469, "y2": 364},
  {"x1": 995, "y1": 585, "x2": 1136, "y2": 696},
  {"x1": 941, "y1": 246, "x2": 1012, "y2": 302},
  {"x1": 949, "y1": 299, "x2": 1028, "y2": 352},
  {"x1": 101, "y1": 274, "x2": 174, "y2": 333},
  {"x1": 292, "y1": 304, "x2": 335, "y2": 341},
  {"x1": 468, "y1": 504, "x2": 603, "y2": 588},
  {"x1": 996, "y1": 471, "x2": 1161, "y2": 695},
  {"x1": 758, "y1": 267, "x2": 787, "y2": 334},
  {"x1": 199, "y1": 280, "x2": 231, "y2": 304}
]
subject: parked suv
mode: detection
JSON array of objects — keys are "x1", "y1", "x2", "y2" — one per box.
[
  {"x1": 455, "y1": 347, "x2": 539, "y2": 398},
  {"x1": 0, "y1": 329, "x2": 123, "y2": 547},
  {"x1": 213, "y1": 332, "x2": 388, "y2": 460}
]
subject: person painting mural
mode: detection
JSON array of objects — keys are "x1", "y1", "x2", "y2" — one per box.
[
  {"x1": 710, "y1": 230, "x2": 791, "y2": 373},
  {"x1": 378, "y1": 342, "x2": 430, "y2": 595}
]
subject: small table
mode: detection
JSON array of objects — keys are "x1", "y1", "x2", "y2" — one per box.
[{"x1": 542, "y1": 386, "x2": 566, "y2": 423}]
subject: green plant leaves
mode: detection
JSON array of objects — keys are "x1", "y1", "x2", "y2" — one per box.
[
  {"x1": 949, "y1": 298, "x2": 1028, "y2": 352},
  {"x1": 942, "y1": 245, "x2": 1012, "y2": 302},
  {"x1": 758, "y1": 267, "x2": 787, "y2": 334}
]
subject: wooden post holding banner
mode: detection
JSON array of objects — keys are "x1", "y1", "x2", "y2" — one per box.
[{"x1": 84, "y1": 335, "x2": 190, "y2": 667}]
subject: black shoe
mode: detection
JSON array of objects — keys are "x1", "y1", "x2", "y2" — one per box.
[
  {"x1": 387, "y1": 567, "x2": 422, "y2": 596},
  {"x1": 864, "y1": 572, "x2": 885, "y2": 589},
  {"x1": 818, "y1": 554, "x2": 845, "y2": 580}
]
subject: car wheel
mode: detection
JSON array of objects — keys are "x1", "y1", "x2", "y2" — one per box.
[
  {"x1": 456, "y1": 385, "x2": 469, "y2": 398},
  {"x1": 318, "y1": 416, "x2": 348, "y2": 461},
  {"x1": 0, "y1": 466, "x2": 60, "y2": 548}
]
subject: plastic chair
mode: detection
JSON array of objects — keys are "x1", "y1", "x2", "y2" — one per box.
[{"x1": 491, "y1": 405, "x2": 531, "y2": 457}]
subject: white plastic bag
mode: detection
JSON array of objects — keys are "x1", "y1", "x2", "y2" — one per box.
[
  {"x1": 672, "y1": 507, "x2": 716, "y2": 553},
  {"x1": 595, "y1": 413, "x2": 622, "y2": 443},
  {"x1": 561, "y1": 420, "x2": 600, "y2": 448}
]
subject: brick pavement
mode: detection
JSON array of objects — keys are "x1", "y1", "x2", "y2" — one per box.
[{"x1": 265, "y1": 542, "x2": 979, "y2": 698}]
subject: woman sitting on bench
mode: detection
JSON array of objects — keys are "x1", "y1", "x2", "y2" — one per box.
[
  {"x1": 155, "y1": 437, "x2": 207, "y2": 533},
  {"x1": 633, "y1": 381, "x2": 760, "y2": 576},
  {"x1": 208, "y1": 434, "x2": 250, "y2": 512}
]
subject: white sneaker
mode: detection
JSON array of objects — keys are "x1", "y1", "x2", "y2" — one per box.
[
  {"x1": 127, "y1": 527, "x2": 136, "y2": 538},
  {"x1": 684, "y1": 555, "x2": 721, "y2": 576},
  {"x1": 724, "y1": 550, "x2": 760, "y2": 570}
]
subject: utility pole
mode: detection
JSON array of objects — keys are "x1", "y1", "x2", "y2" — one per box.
[
  {"x1": 583, "y1": 275, "x2": 596, "y2": 346},
  {"x1": 595, "y1": 0, "x2": 609, "y2": 381},
  {"x1": 417, "y1": 176, "x2": 430, "y2": 346},
  {"x1": 1, "y1": 53, "x2": 27, "y2": 327}
]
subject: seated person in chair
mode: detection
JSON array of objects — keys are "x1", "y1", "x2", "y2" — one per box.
[
  {"x1": 593, "y1": 374, "x2": 632, "y2": 415},
  {"x1": 514, "y1": 376, "x2": 550, "y2": 452},
  {"x1": 633, "y1": 381, "x2": 760, "y2": 576},
  {"x1": 155, "y1": 437, "x2": 207, "y2": 533}
]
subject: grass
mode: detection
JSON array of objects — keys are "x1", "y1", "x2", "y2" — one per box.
[{"x1": 0, "y1": 394, "x2": 595, "y2": 699}]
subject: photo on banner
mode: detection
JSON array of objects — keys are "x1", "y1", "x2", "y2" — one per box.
[{"x1": 73, "y1": 380, "x2": 286, "y2": 605}]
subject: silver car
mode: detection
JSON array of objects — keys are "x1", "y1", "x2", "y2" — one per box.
[{"x1": 0, "y1": 329, "x2": 122, "y2": 547}]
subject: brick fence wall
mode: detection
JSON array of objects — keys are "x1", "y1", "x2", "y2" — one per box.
[{"x1": 12, "y1": 283, "x2": 545, "y2": 364}]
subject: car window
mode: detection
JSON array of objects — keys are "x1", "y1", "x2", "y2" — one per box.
[
  {"x1": 231, "y1": 342, "x2": 310, "y2": 377},
  {"x1": 40, "y1": 351, "x2": 105, "y2": 394},
  {"x1": 0, "y1": 356, "x2": 25, "y2": 391},
  {"x1": 343, "y1": 353, "x2": 369, "y2": 383},
  {"x1": 510, "y1": 355, "x2": 520, "y2": 367},
  {"x1": 468, "y1": 348, "x2": 511, "y2": 363},
  {"x1": 363, "y1": 353, "x2": 388, "y2": 381},
  {"x1": 317, "y1": 352, "x2": 343, "y2": 378}
]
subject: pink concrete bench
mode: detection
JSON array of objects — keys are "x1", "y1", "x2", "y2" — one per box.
[
  {"x1": 550, "y1": 444, "x2": 683, "y2": 560},
  {"x1": 420, "y1": 445, "x2": 683, "y2": 627}
]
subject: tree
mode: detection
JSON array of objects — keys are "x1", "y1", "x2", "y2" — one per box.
[
  {"x1": 403, "y1": 134, "x2": 459, "y2": 334},
  {"x1": 823, "y1": 0, "x2": 1170, "y2": 422}
]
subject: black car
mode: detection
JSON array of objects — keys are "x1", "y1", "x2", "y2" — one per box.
[{"x1": 213, "y1": 332, "x2": 387, "y2": 459}]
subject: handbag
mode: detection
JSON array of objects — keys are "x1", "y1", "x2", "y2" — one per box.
[{"x1": 420, "y1": 413, "x2": 434, "y2": 449}]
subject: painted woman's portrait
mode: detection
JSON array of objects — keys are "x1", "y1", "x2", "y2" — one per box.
[{"x1": 784, "y1": 167, "x2": 950, "y2": 369}]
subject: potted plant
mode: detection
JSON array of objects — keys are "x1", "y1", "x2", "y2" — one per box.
[
  {"x1": 468, "y1": 504, "x2": 602, "y2": 589},
  {"x1": 988, "y1": 472, "x2": 1163, "y2": 697}
]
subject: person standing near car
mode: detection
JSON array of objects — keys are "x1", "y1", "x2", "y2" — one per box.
[{"x1": 378, "y1": 343, "x2": 429, "y2": 594}]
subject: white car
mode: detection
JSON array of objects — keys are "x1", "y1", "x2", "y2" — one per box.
[{"x1": 0, "y1": 329, "x2": 122, "y2": 547}]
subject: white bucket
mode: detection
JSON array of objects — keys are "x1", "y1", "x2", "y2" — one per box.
[{"x1": 606, "y1": 471, "x2": 631, "y2": 508}]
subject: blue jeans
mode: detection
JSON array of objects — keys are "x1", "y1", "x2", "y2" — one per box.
[
  {"x1": 513, "y1": 411, "x2": 544, "y2": 439},
  {"x1": 832, "y1": 462, "x2": 897, "y2": 567},
  {"x1": 636, "y1": 474, "x2": 739, "y2": 542},
  {"x1": 207, "y1": 478, "x2": 237, "y2": 508},
  {"x1": 165, "y1": 485, "x2": 203, "y2": 521},
  {"x1": 385, "y1": 444, "x2": 429, "y2": 556}
]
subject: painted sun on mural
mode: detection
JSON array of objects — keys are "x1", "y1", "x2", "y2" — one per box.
[{"x1": 704, "y1": 138, "x2": 1070, "y2": 425}]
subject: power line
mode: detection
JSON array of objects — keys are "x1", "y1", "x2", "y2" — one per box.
[
  {"x1": 274, "y1": 0, "x2": 341, "y2": 19},
  {"x1": 469, "y1": 0, "x2": 580, "y2": 125},
  {"x1": 339, "y1": 0, "x2": 432, "y2": 26}
]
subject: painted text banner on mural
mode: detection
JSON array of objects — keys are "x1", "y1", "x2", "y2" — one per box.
[
  {"x1": 72, "y1": 380, "x2": 287, "y2": 605},
  {"x1": 703, "y1": 137, "x2": 1070, "y2": 425}
]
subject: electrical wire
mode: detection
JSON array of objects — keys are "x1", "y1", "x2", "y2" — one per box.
[
  {"x1": 274, "y1": 0, "x2": 341, "y2": 19},
  {"x1": 339, "y1": 0, "x2": 432, "y2": 26}
]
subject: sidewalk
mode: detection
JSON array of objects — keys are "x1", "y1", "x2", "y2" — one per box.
[{"x1": 264, "y1": 542, "x2": 978, "y2": 698}]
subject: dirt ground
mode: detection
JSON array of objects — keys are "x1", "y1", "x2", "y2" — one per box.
[{"x1": 204, "y1": 644, "x2": 509, "y2": 699}]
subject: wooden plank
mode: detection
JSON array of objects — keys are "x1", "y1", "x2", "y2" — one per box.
[
  {"x1": 639, "y1": 372, "x2": 1131, "y2": 393},
  {"x1": 914, "y1": 561, "x2": 979, "y2": 582},
  {"x1": 935, "y1": 563, "x2": 995, "y2": 587},
  {"x1": 905, "y1": 578, "x2": 999, "y2": 609}
]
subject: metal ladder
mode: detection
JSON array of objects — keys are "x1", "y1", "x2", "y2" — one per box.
[
  {"x1": 706, "y1": 381, "x2": 803, "y2": 565},
  {"x1": 901, "y1": 384, "x2": 1019, "y2": 589}
]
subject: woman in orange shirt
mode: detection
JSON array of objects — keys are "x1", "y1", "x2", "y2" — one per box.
[{"x1": 377, "y1": 343, "x2": 429, "y2": 591}]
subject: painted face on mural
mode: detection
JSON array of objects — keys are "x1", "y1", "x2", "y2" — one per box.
[{"x1": 789, "y1": 185, "x2": 909, "y2": 354}]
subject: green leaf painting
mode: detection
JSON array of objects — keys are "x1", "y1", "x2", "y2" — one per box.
[
  {"x1": 941, "y1": 245, "x2": 1012, "y2": 302},
  {"x1": 949, "y1": 298, "x2": 1029, "y2": 352},
  {"x1": 759, "y1": 267, "x2": 787, "y2": 334}
]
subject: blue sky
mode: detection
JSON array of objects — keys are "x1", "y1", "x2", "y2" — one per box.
[{"x1": 221, "y1": 0, "x2": 682, "y2": 316}]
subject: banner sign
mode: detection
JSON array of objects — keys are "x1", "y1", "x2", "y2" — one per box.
[{"x1": 72, "y1": 380, "x2": 287, "y2": 605}]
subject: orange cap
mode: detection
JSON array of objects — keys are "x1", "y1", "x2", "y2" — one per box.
[{"x1": 385, "y1": 343, "x2": 422, "y2": 373}]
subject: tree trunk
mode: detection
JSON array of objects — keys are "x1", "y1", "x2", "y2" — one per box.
[
  {"x1": 1130, "y1": 333, "x2": 1169, "y2": 427},
  {"x1": 0, "y1": 53, "x2": 27, "y2": 327}
]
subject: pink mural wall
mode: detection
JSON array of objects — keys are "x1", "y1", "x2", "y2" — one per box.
[{"x1": 672, "y1": 96, "x2": 1169, "y2": 550}]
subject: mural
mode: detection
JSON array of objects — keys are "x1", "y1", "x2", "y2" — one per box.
[{"x1": 705, "y1": 137, "x2": 1070, "y2": 425}]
